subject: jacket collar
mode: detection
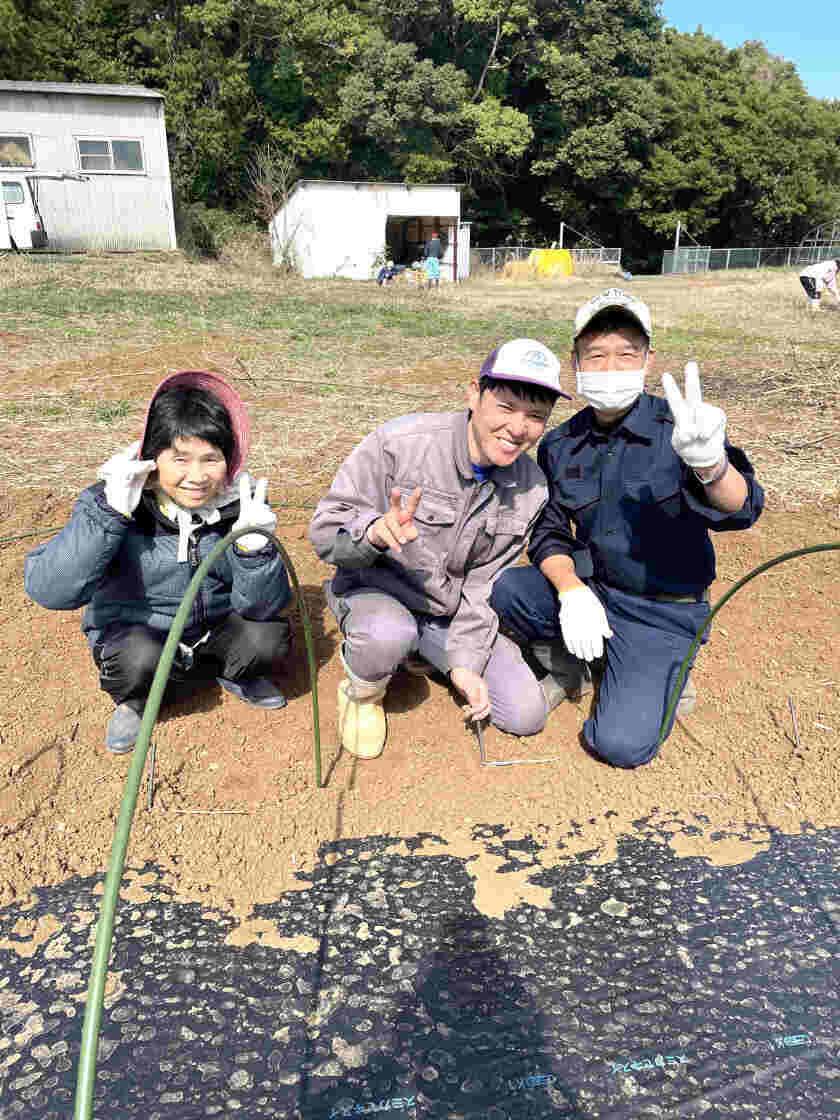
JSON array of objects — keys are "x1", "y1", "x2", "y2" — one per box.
[
  {"x1": 455, "y1": 410, "x2": 475, "y2": 481},
  {"x1": 139, "y1": 486, "x2": 238, "y2": 532},
  {"x1": 584, "y1": 391, "x2": 657, "y2": 441}
]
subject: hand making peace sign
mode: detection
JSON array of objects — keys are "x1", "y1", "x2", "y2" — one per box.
[
  {"x1": 232, "y1": 474, "x2": 277, "y2": 551},
  {"x1": 661, "y1": 361, "x2": 727, "y2": 470},
  {"x1": 366, "y1": 486, "x2": 423, "y2": 553}
]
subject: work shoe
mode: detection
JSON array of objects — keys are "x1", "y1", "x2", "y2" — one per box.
[
  {"x1": 530, "y1": 641, "x2": 593, "y2": 712},
  {"x1": 217, "y1": 676, "x2": 287, "y2": 709},
  {"x1": 337, "y1": 679, "x2": 387, "y2": 759},
  {"x1": 106, "y1": 700, "x2": 144, "y2": 755},
  {"x1": 676, "y1": 673, "x2": 697, "y2": 718}
]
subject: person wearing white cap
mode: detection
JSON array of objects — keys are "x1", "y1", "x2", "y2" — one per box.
[
  {"x1": 491, "y1": 290, "x2": 764, "y2": 768},
  {"x1": 798, "y1": 258, "x2": 840, "y2": 310},
  {"x1": 309, "y1": 340, "x2": 568, "y2": 759}
]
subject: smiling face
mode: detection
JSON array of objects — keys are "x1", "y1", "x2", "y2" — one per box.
[
  {"x1": 154, "y1": 436, "x2": 228, "y2": 508},
  {"x1": 466, "y1": 380, "x2": 554, "y2": 468}
]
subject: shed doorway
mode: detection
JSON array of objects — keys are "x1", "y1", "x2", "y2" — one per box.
[{"x1": 386, "y1": 215, "x2": 455, "y2": 274}]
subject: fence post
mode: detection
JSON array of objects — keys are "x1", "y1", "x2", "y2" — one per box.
[
  {"x1": 726, "y1": 249, "x2": 731, "y2": 270},
  {"x1": 786, "y1": 247, "x2": 792, "y2": 268}
]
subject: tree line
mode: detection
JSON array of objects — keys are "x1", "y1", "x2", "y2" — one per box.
[{"x1": 3, "y1": 0, "x2": 839, "y2": 269}]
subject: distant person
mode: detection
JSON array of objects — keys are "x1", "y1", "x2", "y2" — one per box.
[
  {"x1": 491, "y1": 289, "x2": 765, "y2": 770},
  {"x1": 798, "y1": 257, "x2": 840, "y2": 310},
  {"x1": 377, "y1": 260, "x2": 396, "y2": 286},
  {"x1": 424, "y1": 230, "x2": 444, "y2": 289},
  {"x1": 309, "y1": 340, "x2": 568, "y2": 760},
  {"x1": 424, "y1": 230, "x2": 444, "y2": 262},
  {"x1": 24, "y1": 372, "x2": 291, "y2": 754}
]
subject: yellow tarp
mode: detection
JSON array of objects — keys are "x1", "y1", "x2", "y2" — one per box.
[{"x1": 528, "y1": 249, "x2": 573, "y2": 277}]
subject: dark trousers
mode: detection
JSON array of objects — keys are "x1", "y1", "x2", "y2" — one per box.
[
  {"x1": 491, "y1": 568, "x2": 709, "y2": 769},
  {"x1": 800, "y1": 275, "x2": 818, "y2": 300},
  {"x1": 93, "y1": 613, "x2": 291, "y2": 706}
]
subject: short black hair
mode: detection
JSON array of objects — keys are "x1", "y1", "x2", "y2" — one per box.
[
  {"x1": 141, "y1": 387, "x2": 234, "y2": 464},
  {"x1": 478, "y1": 374, "x2": 558, "y2": 408},
  {"x1": 574, "y1": 309, "x2": 649, "y2": 354}
]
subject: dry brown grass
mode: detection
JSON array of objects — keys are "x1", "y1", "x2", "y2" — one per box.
[{"x1": 0, "y1": 252, "x2": 837, "y2": 511}]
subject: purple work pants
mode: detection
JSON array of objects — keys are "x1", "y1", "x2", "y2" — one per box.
[{"x1": 326, "y1": 583, "x2": 547, "y2": 737}]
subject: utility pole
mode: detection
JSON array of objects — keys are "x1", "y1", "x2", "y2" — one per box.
[{"x1": 674, "y1": 220, "x2": 681, "y2": 253}]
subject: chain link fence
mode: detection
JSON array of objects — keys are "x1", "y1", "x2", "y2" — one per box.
[
  {"x1": 472, "y1": 245, "x2": 622, "y2": 271},
  {"x1": 662, "y1": 244, "x2": 840, "y2": 275}
]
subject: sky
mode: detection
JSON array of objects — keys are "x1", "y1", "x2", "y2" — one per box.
[{"x1": 659, "y1": 1, "x2": 839, "y2": 101}]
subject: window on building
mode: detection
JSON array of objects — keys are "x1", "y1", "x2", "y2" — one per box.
[
  {"x1": 76, "y1": 138, "x2": 144, "y2": 173},
  {"x1": 0, "y1": 136, "x2": 33, "y2": 167},
  {"x1": 2, "y1": 181, "x2": 26, "y2": 204}
]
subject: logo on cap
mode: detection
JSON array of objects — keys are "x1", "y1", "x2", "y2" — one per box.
[
  {"x1": 574, "y1": 288, "x2": 652, "y2": 340},
  {"x1": 523, "y1": 348, "x2": 550, "y2": 369}
]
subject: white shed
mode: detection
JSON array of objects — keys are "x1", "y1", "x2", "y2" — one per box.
[
  {"x1": 0, "y1": 80, "x2": 176, "y2": 252},
  {"x1": 272, "y1": 180, "x2": 471, "y2": 281}
]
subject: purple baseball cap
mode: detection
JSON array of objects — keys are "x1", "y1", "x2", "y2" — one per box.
[{"x1": 479, "y1": 338, "x2": 569, "y2": 398}]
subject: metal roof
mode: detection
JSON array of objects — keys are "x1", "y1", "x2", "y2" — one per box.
[
  {"x1": 0, "y1": 81, "x2": 163, "y2": 100},
  {"x1": 295, "y1": 179, "x2": 463, "y2": 190}
]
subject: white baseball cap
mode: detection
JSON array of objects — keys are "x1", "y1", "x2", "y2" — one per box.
[
  {"x1": 479, "y1": 338, "x2": 569, "y2": 398},
  {"x1": 573, "y1": 288, "x2": 652, "y2": 342}
]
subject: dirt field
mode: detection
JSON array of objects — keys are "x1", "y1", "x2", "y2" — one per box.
[{"x1": 0, "y1": 250, "x2": 838, "y2": 929}]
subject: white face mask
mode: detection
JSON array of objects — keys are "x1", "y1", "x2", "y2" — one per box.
[{"x1": 576, "y1": 368, "x2": 645, "y2": 413}]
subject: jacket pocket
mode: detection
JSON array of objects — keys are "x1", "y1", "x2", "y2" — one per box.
[
  {"x1": 558, "y1": 477, "x2": 600, "y2": 518},
  {"x1": 483, "y1": 514, "x2": 528, "y2": 539},
  {"x1": 412, "y1": 493, "x2": 458, "y2": 532},
  {"x1": 647, "y1": 469, "x2": 682, "y2": 517}
]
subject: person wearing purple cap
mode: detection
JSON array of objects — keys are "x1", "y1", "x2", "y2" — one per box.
[
  {"x1": 309, "y1": 339, "x2": 569, "y2": 759},
  {"x1": 24, "y1": 371, "x2": 292, "y2": 754},
  {"x1": 491, "y1": 290, "x2": 764, "y2": 769}
]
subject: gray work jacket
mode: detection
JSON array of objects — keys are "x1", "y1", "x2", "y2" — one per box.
[{"x1": 309, "y1": 411, "x2": 548, "y2": 674}]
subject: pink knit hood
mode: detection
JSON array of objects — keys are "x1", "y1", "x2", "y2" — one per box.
[{"x1": 138, "y1": 370, "x2": 250, "y2": 482}]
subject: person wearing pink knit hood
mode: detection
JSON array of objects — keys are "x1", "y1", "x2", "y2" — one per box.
[{"x1": 25, "y1": 371, "x2": 291, "y2": 753}]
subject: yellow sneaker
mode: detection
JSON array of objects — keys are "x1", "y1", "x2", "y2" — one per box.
[{"x1": 337, "y1": 679, "x2": 387, "y2": 759}]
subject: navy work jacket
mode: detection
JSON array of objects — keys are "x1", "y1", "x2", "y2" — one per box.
[{"x1": 528, "y1": 392, "x2": 764, "y2": 597}]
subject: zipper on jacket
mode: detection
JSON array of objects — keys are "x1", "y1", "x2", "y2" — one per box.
[{"x1": 188, "y1": 535, "x2": 208, "y2": 630}]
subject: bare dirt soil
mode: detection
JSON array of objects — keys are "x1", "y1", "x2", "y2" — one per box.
[
  {"x1": 1, "y1": 261, "x2": 838, "y2": 935},
  {"x1": 2, "y1": 486, "x2": 837, "y2": 927}
]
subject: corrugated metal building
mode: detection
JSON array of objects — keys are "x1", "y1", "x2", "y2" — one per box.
[
  {"x1": 0, "y1": 80, "x2": 176, "y2": 251},
  {"x1": 272, "y1": 180, "x2": 470, "y2": 281}
]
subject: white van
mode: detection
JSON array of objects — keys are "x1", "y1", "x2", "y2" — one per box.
[
  {"x1": 1, "y1": 173, "x2": 48, "y2": 250},
  {"x1": 0, "y1": 172, "x2": 89, "y2": 251}
]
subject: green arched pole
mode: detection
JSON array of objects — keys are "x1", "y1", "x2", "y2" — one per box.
[
  {"x1": 74, "y1": 527, "x2": 321, "y2": 1120},
  {"x1": 73, "y1": 540, "x2": 838, "y2": 1117},
  {"x1": 659, "y1": 542, "x2": 840, "y2": 743}
]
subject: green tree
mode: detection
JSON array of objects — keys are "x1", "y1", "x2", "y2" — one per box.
[{"x1": 630, "y1": 31, "x2": 840, "y2": 246}]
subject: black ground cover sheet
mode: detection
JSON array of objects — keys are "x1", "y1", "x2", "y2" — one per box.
[{"x1": 0, "y1": 824, "x2": 837, "y2": 1119}]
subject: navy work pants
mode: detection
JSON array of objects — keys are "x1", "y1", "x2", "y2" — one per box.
[
  {"x1": 93, "y1": 612, "x2": 291, "y2": 706},
  {"x1": 491, "y1": 568, "x2": 710, "y2": 768}
]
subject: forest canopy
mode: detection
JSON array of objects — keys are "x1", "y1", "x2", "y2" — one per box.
[{"x1": 2, "y1": 0, "x2": 838, "y2": 268}]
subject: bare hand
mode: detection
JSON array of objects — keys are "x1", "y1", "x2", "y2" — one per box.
[
  {"x1": 449, "y1": 667, "x2": 491, "y2": 722},
  {"x1": 367, "y1": 487, "x2": 422, "y2": 553}
]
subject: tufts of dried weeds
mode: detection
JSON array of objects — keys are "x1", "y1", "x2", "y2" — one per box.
[{"x1": 1, "y1": 256, "x2": 837, "y2": 510}]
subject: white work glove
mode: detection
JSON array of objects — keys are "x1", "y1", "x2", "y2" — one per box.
[
  {"x1": 558, "y1": 585, "x2": 613, "y2": 662},
  {"x1": 98, "y1": 440, "x2": 156, "y2": 516},
  {"x1": 662, "y1": 362, "x2": 727, "y2": 470},
  {"x1": 232, "y1": 475, "x2": 277, "y2": 552}
]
